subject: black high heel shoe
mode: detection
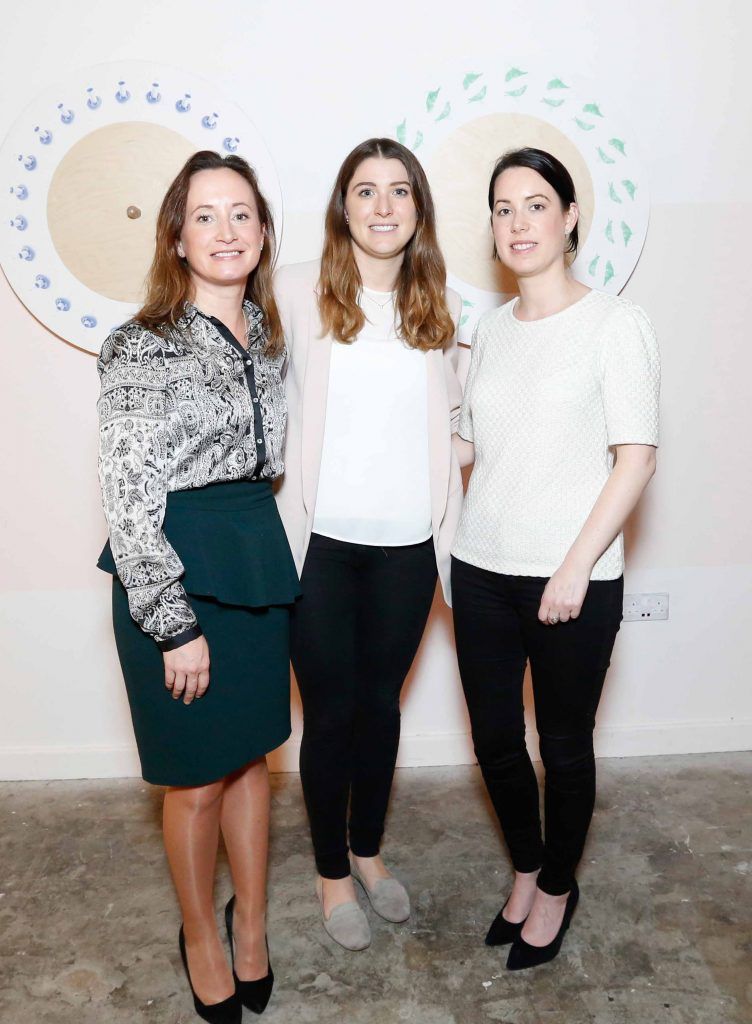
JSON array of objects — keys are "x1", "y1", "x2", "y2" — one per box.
[
  {"x1": 178, "y1": 926, "x2": 242, "y2": 1024},
  {"x1": 506, "y1": 880, "x2": 579, "y2": 971},
  {"x1": 224, "y1": 895, "x2": 274, "y2": 1015},
  {"x1": 485, "y1": 900, "x2": 527, "y2": 946}
]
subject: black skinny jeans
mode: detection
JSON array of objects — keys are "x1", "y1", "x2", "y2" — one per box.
[
  {"x1": 451, "y1": 557, "x2": 623, "y2": 895},
  {"x1": 291, "y1": 533, "x2": 438, "y2": 879}
]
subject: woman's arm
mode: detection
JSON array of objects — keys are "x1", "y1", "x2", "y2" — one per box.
[
  {"x1": 538, "y1": 444, "x2": 656, "y2": 624},
  {"x1": 452, "y1": 433, "x2": 475, "y2": 469}
]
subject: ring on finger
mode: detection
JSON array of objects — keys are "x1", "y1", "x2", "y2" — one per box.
[{"x1": 548, "y1": 612, "x2": 560, "y2": 624}]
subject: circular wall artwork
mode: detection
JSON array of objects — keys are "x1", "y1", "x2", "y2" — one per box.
[
  {"x1": 0, "y1": 61, "x2": 283, "y2": 354},
  {"x1": 393, "y1": 63, "x2": 649, "y2": 342}
]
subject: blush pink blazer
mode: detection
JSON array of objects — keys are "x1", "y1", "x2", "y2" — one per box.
[{"x1": 273, "y1": 259, "x2": 464, "y2": 605}]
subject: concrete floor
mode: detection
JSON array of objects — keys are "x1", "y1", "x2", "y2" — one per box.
[{"x1": 1, "y1": 753, "x2": 750, "y2": 1024}]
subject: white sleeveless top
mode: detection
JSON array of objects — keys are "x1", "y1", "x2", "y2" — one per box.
[{"x1": 313, "y1": 288, "x2": 432, "y2": 546}]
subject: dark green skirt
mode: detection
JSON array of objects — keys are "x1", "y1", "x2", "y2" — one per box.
[{"x1": 99, "y1": 480, "x2": 301, "y2": 787}]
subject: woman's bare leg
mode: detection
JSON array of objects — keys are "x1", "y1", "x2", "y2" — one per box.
[
  {"x1": 163, "y1": 780, "x2": 233, "y2": 1003},
  {"x1": 220, "y1": 757, "x2": 271, "y2": 980}
]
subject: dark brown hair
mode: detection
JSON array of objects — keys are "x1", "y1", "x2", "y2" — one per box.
[
  {"x1": 318, "y1": 138, "x2": 454, "y2": 351},
  {"x1": 488, "y1": 147, "x2": 579, "y2": 257},
  {"x1": 135, "y1": 150, "x2": 283, "y2": 355}
]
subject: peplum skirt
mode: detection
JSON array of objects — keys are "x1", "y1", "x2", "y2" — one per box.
[{"x1": 98, "y1": 480, "x2": 301, "y2": 786}]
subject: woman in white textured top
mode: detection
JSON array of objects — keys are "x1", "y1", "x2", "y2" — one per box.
[
  {"x1": 274, "y1": 138, "x2": 464, "y2": 950},
  {"x1": 451, "y1": 148, "x2": 660, "y2": 970}
]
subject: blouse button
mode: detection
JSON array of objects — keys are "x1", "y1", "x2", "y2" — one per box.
[
  {"x1": 252, "y1": 397, "x2": 259, "y2": 403},
  {"x1": 245, "y1": 359, "x2": 252, "y2": 366},
  {"x1": 257, "y1": 438, "x2": 263, "y2": 444}
]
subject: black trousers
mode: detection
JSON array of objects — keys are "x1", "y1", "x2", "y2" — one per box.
[
  {"x1": 451, "y1": 556, "x2": 623, "y2": 895},
  {"x1": 291, "y1": 533, "x2": 438, "y2": 879}
]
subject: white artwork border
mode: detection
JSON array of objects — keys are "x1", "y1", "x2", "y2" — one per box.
[
  {"x1": 0, "y1": 60, "x2": 282, "y2": 355},
  {"x1": 394, "y1": 61, "x2": 650, "y2": 342}
]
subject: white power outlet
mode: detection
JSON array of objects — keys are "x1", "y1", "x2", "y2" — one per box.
[{"x1": 623, "y1": 593, "x2": 669, "y2": 621}]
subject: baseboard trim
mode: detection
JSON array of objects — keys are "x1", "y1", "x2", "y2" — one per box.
[{"x1": 1, "y1": 719, "x2": 750, "y2": 780}]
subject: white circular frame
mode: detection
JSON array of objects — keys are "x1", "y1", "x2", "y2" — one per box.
[
  {"x1": 0, "y1": 60, "x2": 283, "y2": 354},
  {"x1": 393, "y1": 62, "x2": 650, "y2": 342}
]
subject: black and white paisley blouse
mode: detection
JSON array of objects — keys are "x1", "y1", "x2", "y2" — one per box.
[{"x1": 97, "y1": 300, "x2": 286, "y2": 647}]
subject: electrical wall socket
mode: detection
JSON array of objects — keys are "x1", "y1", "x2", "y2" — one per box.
[{"x1": 623, "y1": 593, "x2": 669, "y2": 621}]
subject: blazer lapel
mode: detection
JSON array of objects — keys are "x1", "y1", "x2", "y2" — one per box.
[
  {"x1": 426, "y1": 348, "x2": 450, "y2": 533},
  {"x1": 300, "y1": 304, "x2": 332, "y2": 516}
]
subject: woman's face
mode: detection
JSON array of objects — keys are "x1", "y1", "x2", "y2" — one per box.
[
  {"x1": 344, "y1": 156, "x2": 418, "y2": 262},
  {"x1": 177, "y1": 167, "x2": 265, "y2": 290},
  {"x1": 491, "y1": 166, "x2": 577, "y2": 279}
]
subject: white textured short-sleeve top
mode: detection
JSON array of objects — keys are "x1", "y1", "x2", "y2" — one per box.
[{"x1": 451, "y1": 289, "x2": 660, "y2": 580}]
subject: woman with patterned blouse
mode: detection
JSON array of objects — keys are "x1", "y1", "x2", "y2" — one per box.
[
  {"x1": 97, "y1": 151, "x2": 298, "y2": 1023},
  {"x1": 451, "y1": 148, "x2": 660, "y2": 971}
]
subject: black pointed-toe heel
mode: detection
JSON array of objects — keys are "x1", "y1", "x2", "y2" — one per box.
[
  {"x1": 485, "y1": 900, "x2": 527, "y2": 946},
  {"x1": 178, "y1": 926, "x2": 242, "y2": 1024},
  {"x1": 506, "y1": 880, "x2": 579, "y2": 971},
  {"x1": 225, "y1": 895, "x2": 274, "y2": 1015}
]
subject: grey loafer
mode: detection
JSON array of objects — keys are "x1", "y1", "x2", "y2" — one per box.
[
  {"x1": 316, "y1": 879, "x2": 371, "y2": 951},
  {"x1": 352, "y1": 870, "x2": 411, "y2": 923}
]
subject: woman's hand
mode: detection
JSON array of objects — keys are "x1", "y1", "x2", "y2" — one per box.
[
  {"x1": 163, "y1": 636, "x2": 210, "y2": 704},
  {"x1": 538, "y1": 558, "x2": 591, "y2": 625}
]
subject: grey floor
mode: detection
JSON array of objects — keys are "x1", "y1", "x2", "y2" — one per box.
[{"x1": 1, "y1": 753, "x2": 750, "y2": 1024}]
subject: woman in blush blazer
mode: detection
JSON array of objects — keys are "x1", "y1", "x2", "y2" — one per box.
[{"x1": 274, "y1": 137, "x2": 467, "y2": 951}]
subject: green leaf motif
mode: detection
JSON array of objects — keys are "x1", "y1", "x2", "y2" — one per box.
[
  {"x1": 583, "y1": 102, "x2": 604, "y2": 117},
  {"x1": 608, "y1": 182, "x2": 622, "y2": 204},
  {"x1": 435, "y1": 101, "x2": 451, "y2": 122},
  {"x1": 460, "y1": 314, "x2": 469, "y2": 327},
  {"x1": 426, "y1": 88, "x2": 440, "y2": 113},
  {"x1": 463, "y1": 72, "x2": 483, "y2": 90},
  {"x1": 542, "y1": 98, "x2": 566, "y2": 108},
  {"x1": 468, "y1": 85, "x2": 487, "y2": 103},
  {"x1": 588, "y1": 255, "x2": 600, "y2": 277},
  {"x1": 622, "y1": 179, "x2": 637, "y2": 199},
  {"x1": 604, "y1": 261, "x2": 615, "y2": 286},
  {"x1": 621, "y1": 221, "x2": 633, "y2": 246},
  {"x1": 609, "y1": 137, "x2": 627, "y2": 155},
  {"x1": 505, "y1": 67, "x2": 527, "y2": 82},
  {"x1": 462, "y1": 299, "x2": 475, "y2": 307},
  {"x1": 396, "y1": 119, "x2": 407, "y2": 145},
  {"x1": 413, "y1": 130, "x2": 424, "y2": 150},
  {"x1": 506, "y1": 86, "x2": 527, "y2": 97},
  {"x1": 598, "y1": 147, "x2": 616, "y2": 165},
  {"x1": 574, "y1": 118, "x2": 595, "y2": 131},
  {"x1": 547, "y1": 78, "x2": 569, "y2": 89},
  {"x1": 605, "y1": 220, "x2": 614, "y2": 243}
]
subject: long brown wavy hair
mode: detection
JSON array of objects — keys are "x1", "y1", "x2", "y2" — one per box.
[
  {"x1": 319, "y1": 138, "x2": 454, "y2": 351},
  {"x1": 135, "y1": 150, "x2": 283, "y2": 356}
]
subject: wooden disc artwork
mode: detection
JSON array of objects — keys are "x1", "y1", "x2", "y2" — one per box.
[
  {"x1": 47, "y1": 122, "x2": 194, "y2": 303},
  {"x1": 429, "y1": 114, "x2": 594, "y2": 296},
  {"x1": 0, "y1": 61, "x2": 282, "y2": 354}
]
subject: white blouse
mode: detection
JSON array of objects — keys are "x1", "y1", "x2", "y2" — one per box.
[
  {"x1": 452, "y1": 289, "x2": 660, "y2": 580},
  {"x1": 313, "y1": 288, "x2": 432, "y2": 546}
]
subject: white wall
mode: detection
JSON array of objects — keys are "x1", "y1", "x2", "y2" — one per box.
[{"x1": 1, "y1": 0, "x2": 751, "y2": 779}]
